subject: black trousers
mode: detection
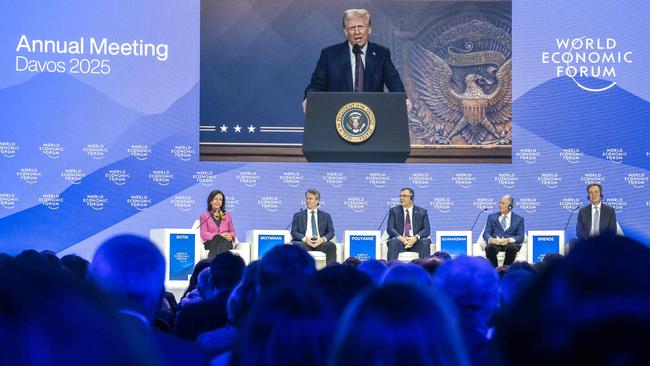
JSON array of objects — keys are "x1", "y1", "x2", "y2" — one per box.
[
  {"x1": 293, "y1": 240, "x2": 337, "y2": 263},
  {"x1": 204, "y1": 235, "x2": 233, "y2": 259},
  {"x1": 485, "y1": 243, "x2": 520, "y2": 267}
]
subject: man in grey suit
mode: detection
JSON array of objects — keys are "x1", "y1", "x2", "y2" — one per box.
[
  {"x1": 482, "y1": 195, "x2": 525, "y2": 268},
  {"x1": 386, "y1": 187, "x2": 431, "y2": 260},
  {"x1": 576, "y1": 183, "x2": 617, "y2": 240},
  {"x1": 291, "y1": 188, "x2": 337, "y2": 263}
]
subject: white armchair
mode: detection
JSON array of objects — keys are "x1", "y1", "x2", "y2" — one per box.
[
  {"x1": 473, "y1": 226, "x2": 528, "y2": 264},
  {"x1": 193, "y1": 220, "x2": 251, "y2": 264}
]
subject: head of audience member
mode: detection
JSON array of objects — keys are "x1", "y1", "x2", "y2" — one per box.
[
  {"x1": 499, "y1": 269, "x2": 535, "y2": 307},
  {"x1": 308, "y1": 265, "x2": 374, "y2": 316},
  {"x1": 258, "y1": 244, "x2": 316, "y2": 293},
  {"x1": 382, "y1": 262, "x2": 433, "y2": 288},
  {"x1": 399, "y1": 187, "x2": 415, "y2": 208},
  {"x1": 432, "y1": 251, "x2": 452, "y2": 261},
  {"x1": 1, "y1": 253, "x2": 148, "y2": 365},
  {"x1": 227, "y1": 260, "x2": 260, "y2": 328},
  {"x1": 507, "y1": 261, "x2": 536, "y2": 275},
  {"x1": 357, "y1": 259, "x2": 388, "y2": 285},
  {"x1": 342, "y1": 8, "x2": 372, "y2": 48},
  {"x1": 330, "y1": 284, "x2": 468, "y2": 366},
  {"x1": 0, "y1": 252, "x2": 12, "y2": 267},
  {"x1": 499, "y1": 194, "x2": 514, "y2": 215},
  {"x1": 495, "y1": 265, "x2": 509, "y2": 278},
  {"x1": 532, "y1": 252, "x2": 563, "y2": 273},
  {"x1": 230, "y1": 284, "x2": 336, "y2": 366},
  {"x1": 493, "y1": 236, "x2": 650, "y2": 366},
  {"x1": 342, "y1": 256, "x2": 361, "y2": 266},
  {"x1": 61, "y1": 254, "x2": 89, "y2": 280},
  {"x1": 204, "y1": 251, "x2": 245, "y2": 300},
  {"x1": 182, "y1": 259, "x2": 210, "y2": 299},
  {"x1": 421, "y1": 256, "x2": 445, "y2": 274},
  {"x1": 434, "y1": 256, "x2": 499, "y2": 333},
  {"x1": 88, "y1": 234, "x2": 165, "y2": 322},
  {"x1": 587, "y1": 183, "x2": 603, "y2": 205}
]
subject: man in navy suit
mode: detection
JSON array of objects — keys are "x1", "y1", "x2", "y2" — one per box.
[
  {"x1": 302, "y1": 8, "x2": 410, "y2": 112},
  {"x1": 291, "y1": 188, "x2": 337, "y2": 263},
  {"x1": 576, "y1": 183, "x2": 617, "y2": 240},
  {"x1": 386, "y1": 187, "x2": 431, "y2": 260},
  {"x1": 482, "y1": 195, "x2": 525, "y2": 268}
]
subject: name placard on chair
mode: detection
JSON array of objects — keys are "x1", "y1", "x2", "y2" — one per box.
[
  {"x1": 246, "y1": 230, "x2": 291, "y2": 261},
  {"x1": 436, "y1": 231, "x2": 472, "y2": 258},
  {"x1": 344, "y1": 230, "x2": 381, "y2": 261},
  {"x1": 527, "y1": 230, "x2": 565, "y2": 263}
]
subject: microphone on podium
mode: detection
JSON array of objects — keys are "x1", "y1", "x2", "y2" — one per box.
[
  {"x1": 352, "y1": 43, "x2": 362, "y2": 55},
  {"x1": 563, "y1": 205, "x2": 581, "y2": 232},
  {"x1": 377, "y1": 209, "x2": 391, "y2": 231},
  {"x1": 470, "y1": 208, "x2": 489, "y2": 232}
]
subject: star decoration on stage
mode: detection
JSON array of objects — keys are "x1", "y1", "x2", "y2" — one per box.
[
  {"x1": 248, "y1": 125, "x2": 256, "y2": 133},
  {"x1": 215, "y1": 124, "x2": 256, "y2": 133},
  {"x1": 234, "y1": 125, "x2": 242, "y2": 133},
  {"x1": 219, "y1": 124, "x2": 228, "y2": 133}
]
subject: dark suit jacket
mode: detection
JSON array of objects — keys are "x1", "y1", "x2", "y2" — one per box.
[
  {"x1": 291, "y1": 209, "x2": 335, "y2": 242},
  {"x1": 304, "y1": 41, "x2": 405, "y2": 98},
  {"x1": 482, "y1": 212, "x2": 525, "y2": 247},
  {"x1": 576, "y1": 203, "x2": 617, "y2": 240},
  {"x1": 387, "y1": 205, "x2": 430, "y2": 239}
]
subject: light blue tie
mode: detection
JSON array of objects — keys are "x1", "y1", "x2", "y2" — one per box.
[
  {"x1": 591, "y1": 206, "x2": 600, "y2": 236},
  {"x1": 500, "y1": 216, "x2": 508, "y2": 231},
  {"x1": 310, "y1": 210, "x2": 319, "y2": 237}
]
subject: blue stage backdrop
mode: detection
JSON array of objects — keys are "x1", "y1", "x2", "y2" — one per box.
[{"x1": 0, "y1": 0, "x2": 648, "y2": 257}]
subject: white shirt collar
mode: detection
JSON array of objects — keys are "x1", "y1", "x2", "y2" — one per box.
[{"x1": 592, "y1": 203, "x2": 602, "y2": 210}]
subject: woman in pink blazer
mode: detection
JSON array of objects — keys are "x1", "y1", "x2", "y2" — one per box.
[{"x1": 199, "y1": 190, "x2": 236, "y2": 259}]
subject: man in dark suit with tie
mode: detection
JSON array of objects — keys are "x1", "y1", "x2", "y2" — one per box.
[
  {"x1": 482, "y1": 195, "x2": 525, "y2": 268},
  {"x1": 291, "y1": 188, "x2": 337, "y2": 263},
  {"x1": 576, "y1": 183, "x2": 617, "y2": 240},
  {"x1": 386, "y1": 187, "x2": 431, "y2": 260},
  {"x1": 302, "y1": 8, "x2": 410, "y2": 112}
]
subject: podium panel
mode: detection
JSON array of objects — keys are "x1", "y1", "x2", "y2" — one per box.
[
  {"x1": 436, "y1": 231, "x2": 472, "y2": 258},
  {"x1": 344, "y1": 230, "x2": 381, "y2": 261},
  {"x1": 528, "y1": 230, "x2": 565, "y2": 263},
  {"x1": 150, "y1": 228, "x2": 203, "y2": 291},
  {"x1": 303, "y1": 92, "x2": 410, "y2": 162},
  {"x1": 246, "y1": 230, "x2": 291, "y2": 261}
]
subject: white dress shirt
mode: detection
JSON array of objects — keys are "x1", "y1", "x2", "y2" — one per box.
[{"x1": 304, "y1": 208, "x2": 319, "y2": 241}]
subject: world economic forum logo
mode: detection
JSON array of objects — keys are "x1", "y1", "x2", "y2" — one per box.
[
  {"x1": 149, "y1": 170, "x2": 173, "y2": 186},
  {"x1": 171, "y1": 145, "x2": 196, "y2": 161},
  {"x1": 61, "y1": 169, "x2": 85, "y2": 185},
  {"x1": 366, "y1": 172, "x2": 390, "y2": 188},
  {"x1": 83, "y1": 194, "x2": 108, "y2": 211},
  {"x1": 106, "y1": 169, "x2": 130, "y2": 185},
  {"x1": 323, "y1": 172, "x2": 347, "y2": 188},
  {"x1": 128, "y1": 144, "x2": 152, "y2": 161},
  {"x1": 84, "y1": 144, "x2": 108, "y2": 160},
  {"x1": 518, "y1": 197, "x2": 541, "y2": 214},
  {"x1": 602, "y1": 148, "x2": 626, "y2": 164},
  {"x1": 560, "y1": 198, "x2": 582, "y2": 212},
  {"x1": 0, "y1": 142, "x2": 19, "y2": 158},
  {"x1": 538, "y1": 173, "x2": 562, "y2": 189},
  {"x1": 560, "y1": 148, "x2": 583, "y2": 164},
  {"x1": 344, "y1": 197, "x2": 369, "y2": 213},
  {"x1": 128, "y1": 195, "x2": 151, "y2": 211},
  {"x1": 473, "y1": 198, "x2": 496, "y2": 212},
  {"x1": 280, "y1": 172, "x2": 304, "y2": 188},
  {"x1": 39, "y1": 143, "x2": 64, "y2": 159},
  {"x1": 409, "y1": 173, "x2": 433, "y2": 188},
  {"x1": 258, "y1": 196, "x2": 282, "y2": 212},
  {"x1": 494, "y1": 173, "x2": 518, "y2": 189},
  {"x1": 171, "y1": 195, "x2": 195, "y2": 212},
  {"x1": 39, "y1": 194, "x2": 63, "y2": 210},
  {"x1": 17, "y1": 168, "x2": 41, "y2": 184},
  {"x1": 0, "y1": 193, "x2": 20, "y2": 209},
  {"x1": 193, "y1": 170, "x2": 216, "y2": 186},
  {"x1": 625, "y1": 173, "x2": 647, "y2": 189},
  {"x1": 516, "y1": 148, "x2": 540, "y2": 164},
  {"x1": 604, "y1": 197, "x2": 627, "y2": 214},
  {"x1": 430, "y1": 197, "x2": 454, "y2": 213},
  {"x1": 237, "y1": 171, "x2": 260, "y2": 187},
  {"x1": 542, "y1": 37, "x2": 632, "y2": 92},
  {"x1": 452, "y1": 173, "x2": 475, "y2": 188},
  {"x1": 226, "y1": 196, "x2": 239, "y2": 212},
  {"x1": 581, "y1": 173, "x2": 606, "y2": 185}
]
